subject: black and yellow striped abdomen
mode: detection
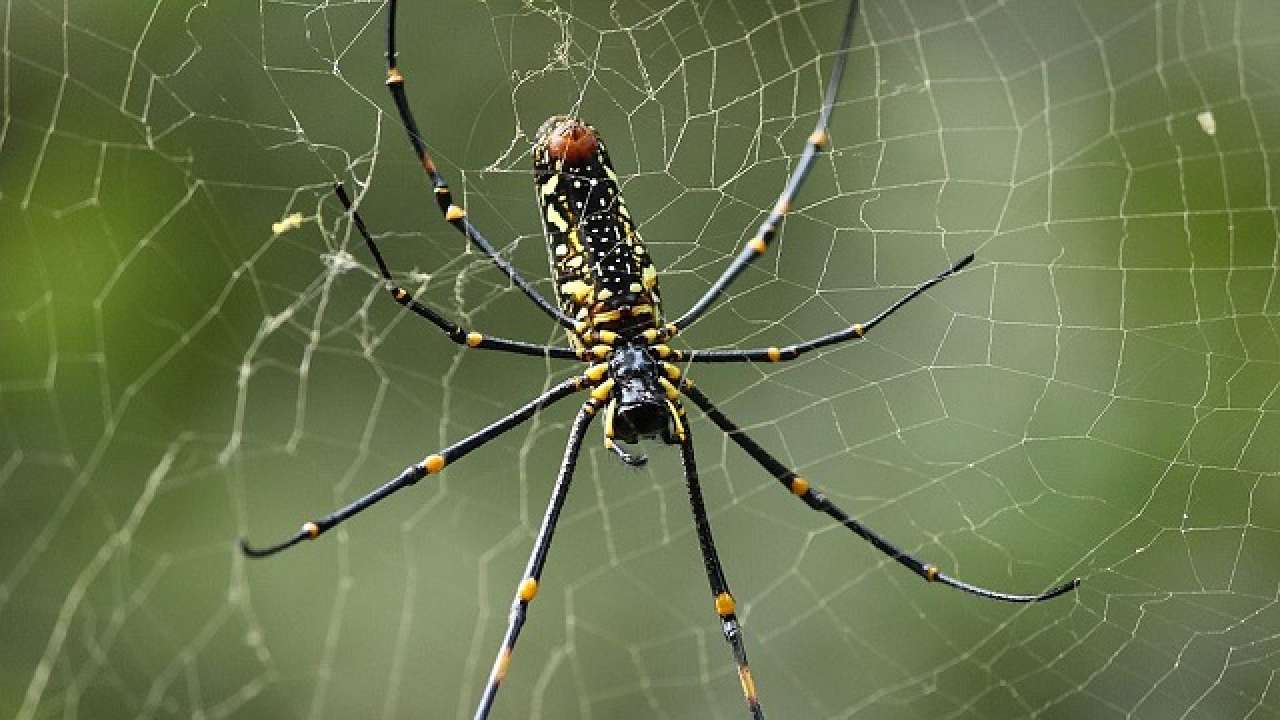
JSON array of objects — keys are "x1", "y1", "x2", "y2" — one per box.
[{"x1": 533, "y1": 116, "x2": 662, "y2": 348}]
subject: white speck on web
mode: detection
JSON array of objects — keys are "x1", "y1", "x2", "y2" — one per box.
[
  {"x1": 1196, "y1": 110, "x2": 1216, "y2": 136},
  {"x1": 322, "y1": 250, "x2": 359, "y2": 273}
]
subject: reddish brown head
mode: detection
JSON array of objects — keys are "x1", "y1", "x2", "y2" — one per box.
[{"x1": 535, "y1": 116, "x2": 600, "y2": 168}]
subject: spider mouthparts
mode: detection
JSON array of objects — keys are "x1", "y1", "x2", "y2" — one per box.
[{"x1": 607, "y1": 438, "x2": 648, "y2": 466}]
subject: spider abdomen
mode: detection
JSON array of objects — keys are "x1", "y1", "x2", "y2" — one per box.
[{"x1": 533, "y1": 116, "x2": 662, "y2": 345}]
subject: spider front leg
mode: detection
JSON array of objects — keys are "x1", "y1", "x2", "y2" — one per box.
[
  {"x1": 473, "y1": 402, "x2": 595, "y2": 720},
  {"x1": 239, "y1": 371, "x2": 597, "y2": 558},
  {"x1": 672, "y1": 0, "x2": 861, "y2": 333},
  {"x1": 678, "y1": 382, "x2": 1079, "y2": 604},
  {"x1": 335, "y1": 184, "x2": 580, "y2": 360},
  {"x1": 678, "y1": 415, "x2": 766, "y2": 719}
]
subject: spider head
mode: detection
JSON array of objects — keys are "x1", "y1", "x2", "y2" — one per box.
[{"x1": 609, "y1": 345, "x2": 670, "y2": 443}]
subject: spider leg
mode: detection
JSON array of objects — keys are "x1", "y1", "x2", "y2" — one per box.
[
  {"x1": 473, "y1": 402, "x2": 596, "y2": 720},
  {"x1": 671, "y1": 0, "x2": 861, "y2": 333},
  {"x1": 678, "y1": 382, "x2": 1079, "y2": 603},
  {"x1": 240, "y1": 371, "x2": 597, "y2": 558},
  {"x1": 688, "y1": 253, "x2": 973, "y2": 363},
  {"x1": 335, "y1": 184, "x2": 580, "y2": 360},
  {"x1": 678, "y1": 417, "x2": 766, "y2": 719},
  {"x1": 383, "y1": 0, "x2": 575, "y2": 331}
]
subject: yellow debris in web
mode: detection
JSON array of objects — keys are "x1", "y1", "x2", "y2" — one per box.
[{"x1": 272, "y1": 212, "x2": 304, "y2": 235}]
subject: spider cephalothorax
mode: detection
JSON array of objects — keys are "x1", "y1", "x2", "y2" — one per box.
[
  {"x1": 607, "y1": 344, "x2": 671, "y2": 440},
  {"x1": 601, "y1": 343, "x2": 682, "y2": 467},
  {"x1": 242, "y1": 2, "x2": 1078, "y2": 718}
]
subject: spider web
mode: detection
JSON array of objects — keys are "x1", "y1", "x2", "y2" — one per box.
[{"x1": 4, "y1": 0, "x2": 1280, "y2": 718}]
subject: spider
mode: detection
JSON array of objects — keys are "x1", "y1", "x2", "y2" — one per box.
[{"x1": 241, "y1": 1, "x2": 1079, "y2": 717}]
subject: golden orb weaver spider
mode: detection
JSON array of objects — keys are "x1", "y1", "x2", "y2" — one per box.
[{"x1": 241, "y1": 1, "x2": 1080, "y2": 717}]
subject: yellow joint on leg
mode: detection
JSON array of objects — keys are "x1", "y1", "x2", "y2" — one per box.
[
  {"x1": 658, "y1": 377, "x2": 680, "y2": 401},
  {"x1": 809, "y1": 128, "x2": 829, "y2": 148},
  {"x1": 591, "y1": 345, "x2": 612, "y2": 360},
  {"x1": 385, "y1": 67, "x2": 404, "y2": 85},
  {"x1": 766, "y1": 346, "x2": 782, "y2": 362},
  {"x1": 590, "y1": 379, "x2": 615, "y2": 404},
  {"x1": 666, "y1": 399, "x2": 686, "y2": 442},
  {"x1": 748, "y1": 236, "x2": 767, "y2": 255},
  {"x1": 392, "y1": 287, "x2": 408, "y2": 302},
  {"x1": 423, "y1": 454, "x2": 446, "y2": 474},
  {"x1": 445, "y1": 204, "x2": 466, "y2": 221},
  {"x1": 774, "y1": 199, "x2": 791, "y2": 216},
  {"x1": 789, "y1": 476, "x2": 810, "y2": 496},
  {"x1": 661, "y1": 363, "x2": 681, "y2": 381},
  {"x1": 642, "y1": 328, "x2": 660, "y2": 343},
  {"x1": 925, "y1": 564, "x2": 940, "y2": 582},
  {"x1": 303, "y1": 521, "x2": 320, "y2": 539},
  {"x1": 738, "y1": 666, "x2": 759, "y2": 702},
  {"x1": 518, "y1": 577, "x2": 538, "y2": 603},
  {"x1": 604, "y1": 399, "x2": 619, "y2": 439},
  {"x1": 852, "y1": 323, "x2": 865, "y2": 337},
  {"x1": 664, "y1": 322, "x2": 678, "y2": 338},
  {"x1": 594, "y1": 329, "x2": 618, "y2": 345},
  {"x1": 465, "y1": 332, "x2": 483, "y2": 348},
  {"x1": 584, "y1": 363, "x2": 609, "y2": 383},
  {"x1": 715, "y1": 591, "x2": 736, "y2": 617}
]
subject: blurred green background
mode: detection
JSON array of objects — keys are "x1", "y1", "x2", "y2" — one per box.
[{"x1": 3, "y1": 0, "x2": 1280, "y2": 718}]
